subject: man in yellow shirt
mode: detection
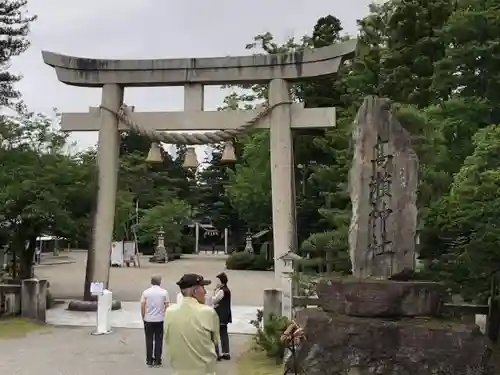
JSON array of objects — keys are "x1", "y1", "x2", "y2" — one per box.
[{"x1": 164, "y1": 273, "x2": 220, "y2": 375}]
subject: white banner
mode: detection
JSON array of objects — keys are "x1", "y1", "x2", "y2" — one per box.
[
  {"x1": 110, "y1": 241, "x2": 124, "y2": 266},
  {"x1": 123, "y1": 241, "x2": 136, "y2": 261}
]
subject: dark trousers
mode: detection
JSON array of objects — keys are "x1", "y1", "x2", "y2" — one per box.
[
  {"x1": 215, "y1": 324, "x2": 230, "y2": 355},
  {"x1": 144, "y1": 321, "x2": 164, "y2": 363}
]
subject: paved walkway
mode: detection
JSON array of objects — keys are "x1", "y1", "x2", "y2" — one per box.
[
  {"x1": 48, "y1": 301, "x2": 258, "y2": 334},
  {"x1": 36, "y1": 251, "x2": 277, "y2": 305},
  {"x1": 0, "y1": 327, "x2": 249, "y2": 375}
]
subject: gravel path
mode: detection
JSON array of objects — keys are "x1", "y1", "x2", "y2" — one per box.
[{"x1": 0, "y1": 326, "x2": 250, "y2": 375}]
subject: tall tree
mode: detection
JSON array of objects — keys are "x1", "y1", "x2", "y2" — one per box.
[
  {"x1": 433, "y1": 0, "x2": 500, "y2": 112},
  {"x1": 0, "y1": 0, "x2": 36, "y2": 110}
]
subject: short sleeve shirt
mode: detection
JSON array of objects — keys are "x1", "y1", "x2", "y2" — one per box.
[
  {"x1": 140, "y1": 285, "x2": 169, "y2": 322},
  {"x1": 164, "y1": 297, "x2": 219, "y2": 375}
]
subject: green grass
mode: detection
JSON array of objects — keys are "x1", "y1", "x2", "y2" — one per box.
[
  {"x1": 236, "y1": 347, "x2": 283, "y2": 375},
  {"x1": 0, "y1": 317, "x2": 48, "y2": 339}
]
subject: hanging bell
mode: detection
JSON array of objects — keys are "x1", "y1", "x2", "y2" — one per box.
[
  {"x1": 183, "y1": 147, "x2": 199, "y2": 169},
  {"x1": 221, "y1": 141, "x2": 237, "y2": 163},
  {"x1": 146, "y1": 142, "x2": 163, "y2": 163}
]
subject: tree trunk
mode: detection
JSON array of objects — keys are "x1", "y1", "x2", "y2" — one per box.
[
  {"x1": 325, "y1": 251, "x2": 334, "y2": 274},
  {"x1": 19, "y1": 235, "x2": 36, "y2": 280}
]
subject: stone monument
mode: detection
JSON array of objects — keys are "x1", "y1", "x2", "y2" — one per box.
[
  {"x1": 291, "y1": 97, "x2": 492, "y2": 375},
  {"x1": 349, "y1": 96, "x2": 418, "y2": 278}
]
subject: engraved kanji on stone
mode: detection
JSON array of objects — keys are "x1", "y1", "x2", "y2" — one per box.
[{"x1": 368, "y1": 137, "x2": 394, "y2": 257}]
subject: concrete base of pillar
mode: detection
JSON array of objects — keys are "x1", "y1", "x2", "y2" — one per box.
[{"x1": 67, "y1": 299, "x2": 122, "y2": 312}]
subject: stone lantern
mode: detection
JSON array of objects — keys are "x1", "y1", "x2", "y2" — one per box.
[
  {"x1": 149, "y1": 226, "x2": 167, "y2": 263},
  {"x1": 244, "y1": 231, "x2": 254, "y2": 253}
]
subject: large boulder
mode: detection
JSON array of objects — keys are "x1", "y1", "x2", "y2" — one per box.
[{"x1": 292, "y1": 308, "x2": 492, "y2": 375}]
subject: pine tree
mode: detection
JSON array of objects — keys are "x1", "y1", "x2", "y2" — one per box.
[{"x1": 0, "y1": 0, "x2": 36, "y2": 109}]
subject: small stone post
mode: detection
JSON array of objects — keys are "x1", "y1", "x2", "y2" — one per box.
[
  {"x1": 263, "y1": 288, "x2": 282, "y2": 322},
  {"x1": 21, "y1": 279, "x2": 48, "y2": 323},
  {"x1": 224, "y1": 227, "x2": 229, "y2": 254}
]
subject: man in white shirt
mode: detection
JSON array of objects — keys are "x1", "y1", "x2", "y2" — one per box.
[{"x1": 140, "y1": 275, "x2": 169, "y2": 367}]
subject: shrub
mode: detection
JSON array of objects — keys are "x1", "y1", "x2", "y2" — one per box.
[
  {"x1": 249, "y1": 254, "x2": 273, "y2": 270},
  {"x1": 167, "y1": 253, "x2": 181, "y2": 261},
  {"x1": 250, "y1": 309, "x2": 290, "y2": 360},
  {"x1": 226, "y1": 252, "x2": 272, "y2": 270},
  {"x1": 226, "y1": 252, "x2": 254, "y2": 269},
  {"x1": 179, "y1": 235, "x2": 195, "y2": 254}
]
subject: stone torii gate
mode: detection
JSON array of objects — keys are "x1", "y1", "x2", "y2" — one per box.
[{"x1": 42, "y1": 40, "x2": 356, "y2": 291}]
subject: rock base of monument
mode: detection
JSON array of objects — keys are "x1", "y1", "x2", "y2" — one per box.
[
  {"x1": 67, "y1": 299, "x2": 122, "y2": 312},
  {"x1": 149, "y1": 254, "x2": 166, "y2": 263},
  {"x1": 293, "y1": 278, "x2": 492, "y2": 375},
  {"x1": 316, "y1": 278, "x2": 445, "y2": 317},
  {"x1": 293, "y1": 308, "x2": 490, "y2": 375}
]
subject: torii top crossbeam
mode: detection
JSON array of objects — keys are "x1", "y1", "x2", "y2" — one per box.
[{"x1": 41, "y1": 40, "x2": 356, "y2": 87}]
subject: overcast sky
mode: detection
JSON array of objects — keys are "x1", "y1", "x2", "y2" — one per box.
[{"x1": 12, "y1": 0, "x2": 374, "y2": 154}]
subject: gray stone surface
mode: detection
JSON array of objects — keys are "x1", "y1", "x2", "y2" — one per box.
[
  {"x1": 21, "y1": 279, "x2": 47, "y2": 323},
  {"x1": 47, "y1": 301, "x2": 258, "y2": 334},
  {"x1": 0, "y1": 327, "x2": 249, "y2": 375},
  {"x1": 315, "y1": 278, "x2": 445, "y2": 317},
  {"x1": 349, "y1": 96, "x2": 419, "y2": 278},
  {"x1": 293, "y1": 308, "x2": 491, "y2": 375},
  {"x1": 41, "y1": 39, "x2": 357, "y2": 87}
]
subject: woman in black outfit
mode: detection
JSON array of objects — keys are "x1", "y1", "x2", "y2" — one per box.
[{"x1": 212, "y1": 272, "x2": 232, "y2": 360}]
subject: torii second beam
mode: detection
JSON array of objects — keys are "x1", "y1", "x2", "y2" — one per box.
[{"x1": 60, "y1": 104, "x2": 336, "y2": 132}]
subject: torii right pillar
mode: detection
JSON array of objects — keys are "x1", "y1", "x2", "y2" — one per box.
[{"x1": 269, "y1": 78, "x2": 296, "y2": 280}]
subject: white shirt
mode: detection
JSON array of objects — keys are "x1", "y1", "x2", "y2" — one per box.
[
  {"x1": 176, "y1": 292, "x2": 183, "y2": 305},
  {"x1": 141, "y1": 285, "x2": 169, "y2": 322},
  {"x1": 212, "y1": 289, "x2": 224, "y2": 307},
  {"x1": 176, "y1": 291, "x2": 213, "y2": 306}
]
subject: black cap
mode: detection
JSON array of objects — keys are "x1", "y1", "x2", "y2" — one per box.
[{"x1": 176, "y1": 273, "x2": 211, "y2": 289}]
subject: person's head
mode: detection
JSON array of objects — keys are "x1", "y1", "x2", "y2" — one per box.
[
  {"x1": 151, "y1": 275, "x2": 162, "y2": 286},
  {"x1": 216, "y1": 272, "x2": 228, "y2": 286},
  {"x1": 176, "y1": 273, "x2": 211, "y2": 304}
]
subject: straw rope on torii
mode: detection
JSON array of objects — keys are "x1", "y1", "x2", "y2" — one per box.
[{"x1": 99, "y1": 100, "x2": 293, "y2": 145}]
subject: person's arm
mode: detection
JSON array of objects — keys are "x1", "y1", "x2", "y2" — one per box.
[
  {"x1": 199, "y1": 307, "x2": 220, "y2": 343},
  {"x1": 212, "y1": 309, "x2": 220, "y2": 343},
  {"x1": 140, "y1": 292, "x2": 147, "y2": 320},
  {"x1": 164, "y1": 308, "x2": 170, "y2": 344},
  {"x1": 212, "y1": 289, "x2": 224, "y2": 306}
]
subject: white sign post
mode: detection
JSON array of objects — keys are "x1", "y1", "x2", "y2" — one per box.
[
  {"x1": 110, "y1": 241, "x2": 124, "y2": 267},
  {"x1": 90, "y1": 282, "x2": 113, "y2": 335}
]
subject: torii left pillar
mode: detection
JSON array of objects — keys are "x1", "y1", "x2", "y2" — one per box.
[{"x1": 92, "y1": 84, "x2": 123, "y2": 289}]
